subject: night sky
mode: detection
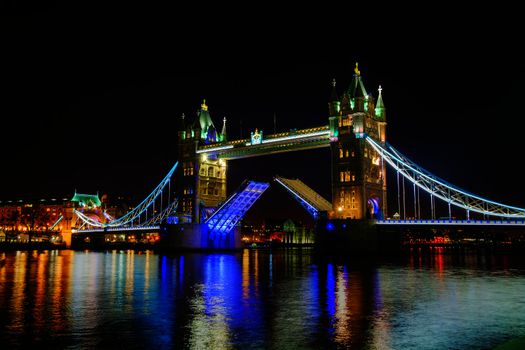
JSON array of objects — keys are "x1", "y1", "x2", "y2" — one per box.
[{"x1": 2, "y1": 3, "x2": 524, "y2": 221}]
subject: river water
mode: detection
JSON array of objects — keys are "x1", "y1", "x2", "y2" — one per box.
[{"x1": 1, "y1": 248, "x2": 524, "y2": 349}]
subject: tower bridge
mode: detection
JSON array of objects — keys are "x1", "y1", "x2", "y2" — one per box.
[
  {"x1": 178, "y1": 63, "x2": 387, "y2": 228},
  {"x1": 67, "y1": 63, "x2": 525, "y2": 250}
]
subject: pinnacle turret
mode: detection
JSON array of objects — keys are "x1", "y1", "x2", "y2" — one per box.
[
  {"x1": 328, "y1": 78, "x2": 341, "y2": 116},
  {"x1": 348, "y1": 62, "x2": 368, "y2": 99},
  {"x1": 221, "y1": 117, "x2": 228, "y2": 142},
  {"x1": 196, "y1": 99, "x2": 217, "y2": 142},
  {"x1": 348, "y1": 62, "x2": 368, "y2": 112},
  {"x1": 375, "y1": 85, "x2": 386, "y2": 120}
]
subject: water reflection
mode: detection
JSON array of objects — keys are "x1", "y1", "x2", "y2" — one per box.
[{"x1": 0, "y1": 248, "x2": 525, "y2": 349}]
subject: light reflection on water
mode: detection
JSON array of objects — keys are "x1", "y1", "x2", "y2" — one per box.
[{"x1": 0, "y1": 248, "x2": 525, "y2": 349}]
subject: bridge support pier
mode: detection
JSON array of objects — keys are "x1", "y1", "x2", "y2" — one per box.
[
  {"x1": 61, "y1": 229, "x2": 72, "y2": 248},
  {"x1": 159, "y1": 223, "x2": 242, "y2": 250}
]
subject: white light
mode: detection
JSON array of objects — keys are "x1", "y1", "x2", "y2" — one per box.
[
  {"x1": 261, "y1": 130, "x2": 330, "y2": 144},
  {"x1": 196, "y1": 145, "x2": 234, "y2": 154}
]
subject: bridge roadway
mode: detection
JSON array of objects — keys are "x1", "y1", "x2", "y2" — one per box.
[
  {"x1": 72, "y1": 220, "x2": 525, "y2": 234},
  {"x1": 72, "y1": 225, "x2": 160, "y2": 234},
  {"x1": 375, "y1": 219, "x2": 525, "y2": 226}
]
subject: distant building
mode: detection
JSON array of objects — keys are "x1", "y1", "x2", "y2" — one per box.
[
  {"x1": 0, "y1": 192, "x2": 129, "y2": 243},
  {"x1": 241, "y1": 218, "x2": 314, "y2": 245},
  {"x1": 282, "y1": 219, "x2": 314, "y2": 244}
]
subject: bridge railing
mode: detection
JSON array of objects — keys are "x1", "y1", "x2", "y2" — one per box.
[{"x1": 375, "y1": 219, "x2": 525, "y2": 226}]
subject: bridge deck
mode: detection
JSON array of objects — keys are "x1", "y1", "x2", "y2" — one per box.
[
  {"x1": 72, "y1": 225, "x2": 160, "y2": 234},
  {"x1": 376, "y1": 219, "x2": 525, "y2": 226},
  {"x1": 274, "y1": 176, "x2": 332, "y2": 218},
  {"x1": 205, "y1": 180, "x2": 269, "y2": 235}
]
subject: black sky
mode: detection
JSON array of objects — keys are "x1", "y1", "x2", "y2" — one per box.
[{"x1": 2, "y1": 3, "x2": 525, "y2": 219}]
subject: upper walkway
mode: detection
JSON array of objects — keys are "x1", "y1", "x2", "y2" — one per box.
[{"x1": 197, "y1": 126, "x2": 330, "y2": 159}]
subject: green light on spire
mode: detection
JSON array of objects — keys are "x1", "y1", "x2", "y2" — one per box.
[{"x1": 375, "y1": 85, "x2": 385, "y2": 119}]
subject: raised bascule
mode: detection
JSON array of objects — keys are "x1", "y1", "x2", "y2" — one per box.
[{"x1": 67, "y1": 63, "x2": 525, "y2": 250}]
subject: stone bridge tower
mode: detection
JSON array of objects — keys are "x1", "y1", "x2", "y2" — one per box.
[
  {"x1": 328, "y1": 64, "x2": 387, "y2": 220},
  {"x1": 177, "y1": 100, "x2": 228, "y2": 224}
]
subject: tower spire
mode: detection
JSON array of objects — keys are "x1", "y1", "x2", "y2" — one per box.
[
  {"x1": 221, "y1": 117, "x2": 227, "y2": 142},
  {"x1": 348, "y1": 62, "x2": 367, "y2": 98},
  {"x1": 328, "y1": 78, "x2": 340, "y2": 116},
  {"x1": 180, "y1": 113, "x2": 186, "y2": 129},
  {"x1": 330, "y1": 78, "x2": 339, "y2": 102},
  {"x1": 348, "y1": 62, "x2": 368, "y2": 112},
  {"x1": 197, "y1": 99, "x2": 215, "y2": 141},
  {"x1": 375, "y1": 85, "x2": 386, "y2": 119}
]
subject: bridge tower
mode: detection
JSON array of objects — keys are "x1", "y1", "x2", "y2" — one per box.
[
  {"x1": 177, "y1": 100, "x2": 228, "y2": 223},
  {"x1": 329, "y1": 64, "x2": 387, "y2": 220}
]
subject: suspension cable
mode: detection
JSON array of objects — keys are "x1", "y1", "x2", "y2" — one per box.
[
  {"x1": 413, "y1": 182, "x2": 416, "y2": 220},
  {"x1": 397, "y1": 169, "x2": 401, "y2": 217},
  {"x1": 365, "y1": 136, "x2": 525, "y2": 218},
  {"x1": 402, "y1": 176, "x2": 406, "y2": 220}
]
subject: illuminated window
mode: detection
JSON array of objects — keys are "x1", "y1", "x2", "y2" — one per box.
[
  {"x1": 344, "y1": 171, "x2": 351, "y2": 182},
  {"x1": 352, "y1": 175, "x2": 355, "y2": 181},
  {"x1": 340, "y1": 171, "x2": 344, "y2": 182},
  {"x1": 345, "y1": 150, "x2": 349, "y2": 157},
  {"x1": 339, "y1": 149, "x2": 343, "y2": 158},
  {"x1": 208, "y1": 167, "x2": 214, "y2": 177},
  {"x1": 351, "y1": 150, "x2": 355, "y2": 157}
]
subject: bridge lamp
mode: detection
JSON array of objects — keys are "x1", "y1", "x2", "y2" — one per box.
[{"x1": 338, "y1": 206, "x2": 343, "y2": 212}]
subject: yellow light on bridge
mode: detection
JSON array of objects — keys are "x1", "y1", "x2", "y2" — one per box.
[{"x1": 338, "y1": 206, "x2": 343, "y2": 212}]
